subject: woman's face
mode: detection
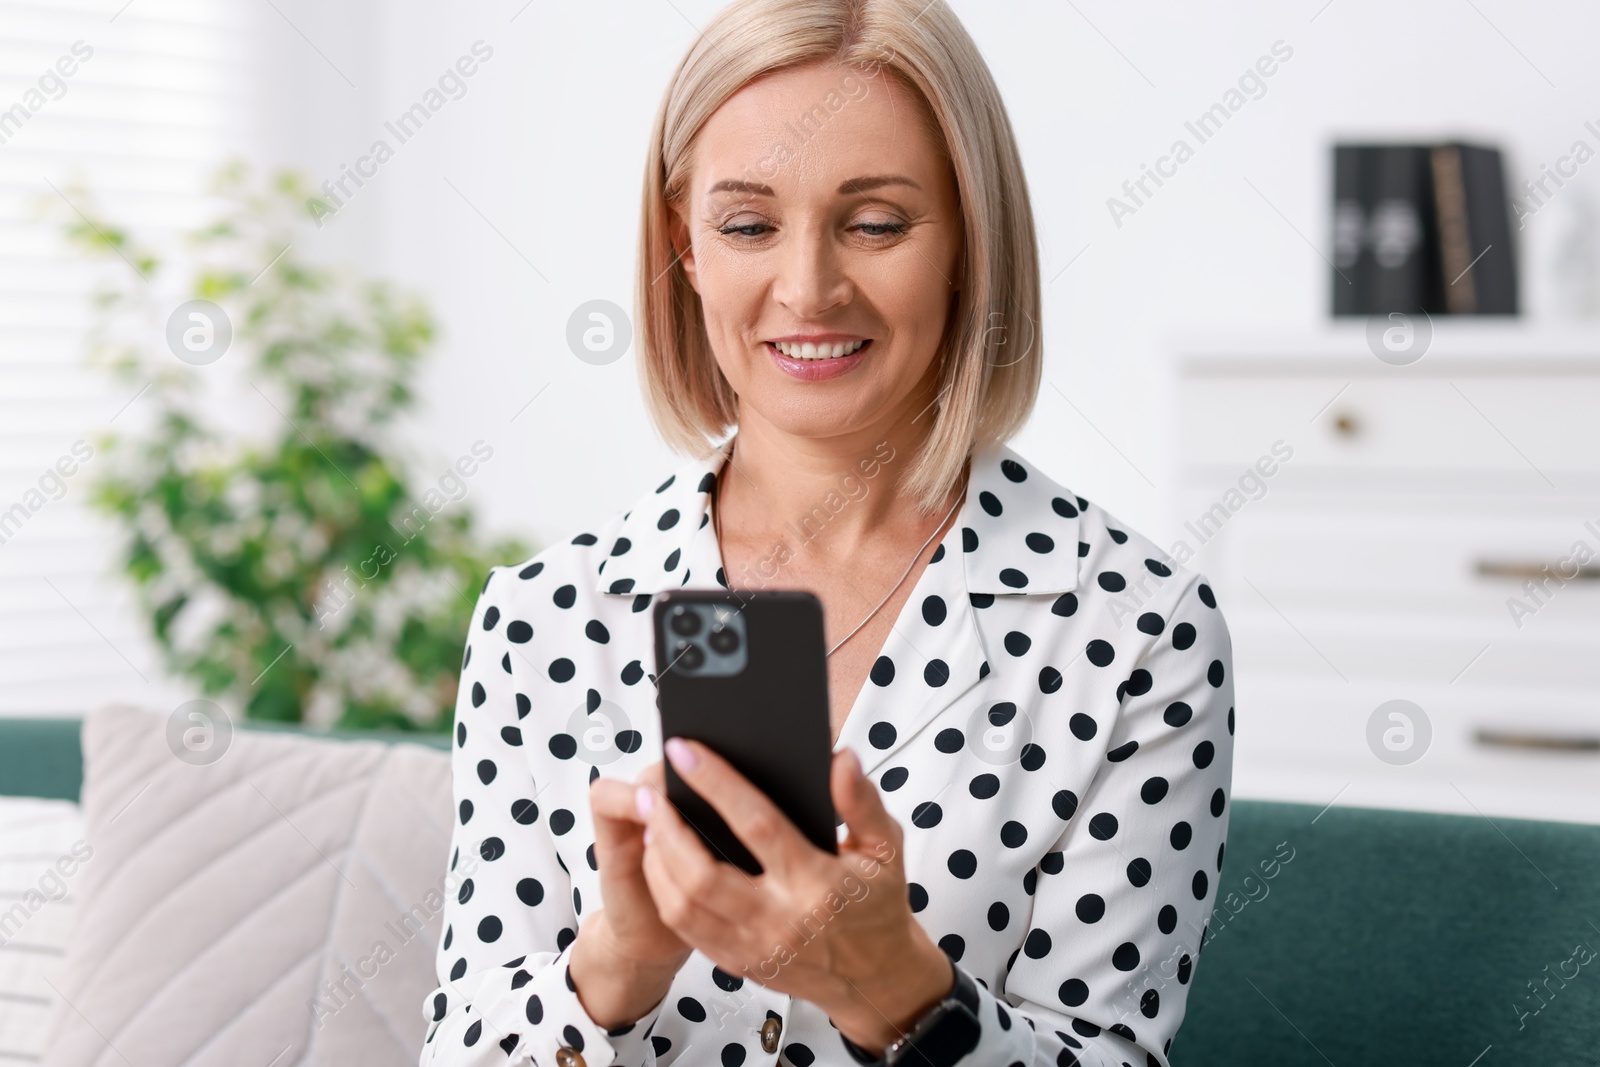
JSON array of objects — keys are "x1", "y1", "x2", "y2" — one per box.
[{"x1": 673, "y1": 60, "x2": 964, "y2": 443}]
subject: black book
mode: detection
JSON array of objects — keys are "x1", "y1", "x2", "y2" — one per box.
[
  {"x1": 1430, "y1": 142, "x2": 1518, "y2": 314},
  {"x1": 1366, "y1": 144, "x2": 1442, "y2": 315},
  {"x1": 1330, "y1": 144, "x2": 1370, "y2": 316}
]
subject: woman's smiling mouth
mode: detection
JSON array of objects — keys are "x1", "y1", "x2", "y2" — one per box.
[{"x1": 765, "y1": 338, "x2": 873, "y2": 380}]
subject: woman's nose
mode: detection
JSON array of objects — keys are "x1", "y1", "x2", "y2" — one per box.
[{"x1": 772, "y1": 231, "x2": 851, "y2": 318}]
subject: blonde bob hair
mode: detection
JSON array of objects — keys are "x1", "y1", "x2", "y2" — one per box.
[{"x1": 634, "y1": 0, "x2": 1041, "y2": 515}]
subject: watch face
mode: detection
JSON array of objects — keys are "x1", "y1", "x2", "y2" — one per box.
[{"x1": 888, "y1": 1003, "x2": 982, "y2": 1067}]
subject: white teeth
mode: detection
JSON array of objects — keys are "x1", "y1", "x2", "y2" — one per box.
[{"x1": 772, "y1": 339, "x2": 867, "y2": 360}]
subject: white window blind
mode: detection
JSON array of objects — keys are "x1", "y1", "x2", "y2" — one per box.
[{"x1": 0, "y1": 0, "x2": 260, "y2": 715}]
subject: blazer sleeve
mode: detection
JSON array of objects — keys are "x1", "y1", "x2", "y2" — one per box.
[
  {"x1": 949, "y1": 572, "x2": 1236, "y2": 1067},
  {"x1": 419, "y1": 566, "x2": 667, "y2": 1067}
]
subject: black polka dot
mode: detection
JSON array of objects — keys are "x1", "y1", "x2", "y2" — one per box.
[
  {"x1": 934, "y1": 728, "x2": 964, "y2": 753},
  {"x1": 1059, "y1": 979, "x2": 1089, "y2": 1007},
  {"x1": 1173, "y1": 622, "x2": 1196, "y2": 650},
  {"x1": 1052, "y1": 790, "x2": 1078, "y2": 820},
  {"x1": 678, "y1": 997, "x2": 706, "y2": 1022},
  {"x1": 922, "y1": 596, "x2": 947, "y2": 625},
  {"x1": 1089, "y1": 812, "x2": 1118, "y2": 839},
  {"x1": 1086, "y1": 640, "x2": 1115, "y2": 667},
  {"x1": 1141, "y1": 776, "x2": 1170, "y2": 804},
  {"x1": 948, "y1": 850, "x2": 978, "y2": 878},
  {"x1": 870, "y1": 656, "x2": 895, "y2": 686},
  {"x1": 881, "y1": 766, "x2": 909, "y2": 791},
  {"x1": 987, "y1": 901, "x2": 1010, "y2": 930},
  {"x1": 970, "y1": 774, "x2": 1000, "y2": 799},
  {"x1": 1164, "y1": 701, "x2": 1193, "y2": 727},
  {"x1": 1026, "y1": 532, "x2": 1054, "y2": 553},
  {"x1": 1171, "y1": 821, "x2": 1193, "y2": 849},
  {"x1": 868, "y1": 721, "x2": 896, "y2": 749},
  {"x1": 1097, "y1": 571, "x2": 1126, "y2": 593},
  {"x1": 1075, "y1": 893, "x2": 1105, "y2": 923},
  {"x1": 1113, "y1": 942, "x2": 1141, "y2": 971}
]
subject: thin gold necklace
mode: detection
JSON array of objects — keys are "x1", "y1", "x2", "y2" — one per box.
[{"x1": 712, "y1": 445, "x2": 968, "y2": 657}]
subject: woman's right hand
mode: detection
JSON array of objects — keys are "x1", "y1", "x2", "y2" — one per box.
[{"x1": 571, "y1": 760, "x2": 693, "y2": 1029}]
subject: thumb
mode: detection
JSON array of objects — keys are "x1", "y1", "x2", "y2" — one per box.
[{"x1": 831, "y1": 748, "x2": 899, "y2": 857}]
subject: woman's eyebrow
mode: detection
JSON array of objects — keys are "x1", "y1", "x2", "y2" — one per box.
[{"x1": 705, "y1": 174, "x2": 923, "y2": 197}]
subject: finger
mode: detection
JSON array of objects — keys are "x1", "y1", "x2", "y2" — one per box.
[
  {"x1": 832, "y1": 748, "x2": 902, "y2": 865},
  {"x1": 640, "y1": 800, "x2": 757, "y2": 950},
  {"x1": 663, "y1": 736, "x2": 810, "y2": 879}
]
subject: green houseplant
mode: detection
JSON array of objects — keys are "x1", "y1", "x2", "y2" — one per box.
[{"x1": 52, "y1": 159, "x2": 531, "y2": 732}]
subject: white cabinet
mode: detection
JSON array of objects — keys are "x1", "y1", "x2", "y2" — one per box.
[{"x1": 1171, "y1": 323, "x2": 1600, "y2": 823}]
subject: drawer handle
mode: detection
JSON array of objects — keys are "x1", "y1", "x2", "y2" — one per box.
[
  {"x1": 1474, "y1": 560, "x2": 1600, "y2": 581},
  {"x1": 1475, "y1": 729, "x2": 1600, "y2": 752}
]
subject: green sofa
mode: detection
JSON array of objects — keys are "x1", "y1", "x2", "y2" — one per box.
[{"x1": 3, "y1": 717, "x2": 1596, "y2": 1064}]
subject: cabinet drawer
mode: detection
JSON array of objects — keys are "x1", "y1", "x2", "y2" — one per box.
[{"x1": 1177, "y1": 373, "x2": 1600, "y2": 478}]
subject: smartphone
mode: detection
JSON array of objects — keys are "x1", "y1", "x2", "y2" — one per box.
[{"x1": 652, "y1": 588, "x2": 838, "y2": 875}]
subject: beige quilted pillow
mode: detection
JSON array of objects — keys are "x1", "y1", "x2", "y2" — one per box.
[{"x1": 40, "y1": 702, "x2": 453, "y2": 1067}]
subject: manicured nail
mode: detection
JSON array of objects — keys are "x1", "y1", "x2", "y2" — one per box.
[
  {"x1": 635, "y1": 784, "x2": 654, "y2": 818},
  {"x1": 665, "y1": 737, "x2": 699, "y2": 772}
]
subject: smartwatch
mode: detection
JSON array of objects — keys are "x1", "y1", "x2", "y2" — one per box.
[{"x1": 839, "y1": 960, "x2": 983, "y2": 1067}]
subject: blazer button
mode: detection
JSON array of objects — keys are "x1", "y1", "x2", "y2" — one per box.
[
  {"x1": 760, "y1": 1015, "x2": 782, "y2": 1053},
  {"x1": 555, "y1": 1048, "x2": 586, "y2": 1067}
]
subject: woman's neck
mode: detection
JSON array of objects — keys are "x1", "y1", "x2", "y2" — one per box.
[{"x1": 714, "y1": 394, "x2": 962, "y2": 571}]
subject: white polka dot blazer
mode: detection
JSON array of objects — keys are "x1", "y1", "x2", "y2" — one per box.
[{"x1": 420, "y1": 441, "x2": 1236, "y2": 1067}]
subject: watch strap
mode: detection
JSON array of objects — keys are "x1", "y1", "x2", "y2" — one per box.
[{"x1": 839, "y1": 961, "x2": 983, "y2": 1067}]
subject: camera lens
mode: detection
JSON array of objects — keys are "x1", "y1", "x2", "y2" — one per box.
[
  {"x1": 668, "y1": 605, "x2": 701, "y2": 637},
  {"x1": 673, "y1": 640, "x2": 704, "y2": 671},
  {"x1": 707, "y1": 625, "x2": 740, "y2": 655}
]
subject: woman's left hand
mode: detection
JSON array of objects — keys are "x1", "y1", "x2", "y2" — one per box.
[{"x1": 630, "y1": 737, "x2": 955, "y2": 1054}]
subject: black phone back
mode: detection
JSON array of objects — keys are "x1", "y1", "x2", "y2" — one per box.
[{"x1": 652, "y1": 588, "x2": 837, "y2": 874}]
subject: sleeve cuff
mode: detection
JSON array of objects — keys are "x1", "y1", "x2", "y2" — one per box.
[{"x1": 462, "y1": 948, "x2": 668, "y2": 1067}]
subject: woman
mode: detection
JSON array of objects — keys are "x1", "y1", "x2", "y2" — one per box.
[{"x1": 420, "y1": 1, "x2": 1234, "y2": 1065}]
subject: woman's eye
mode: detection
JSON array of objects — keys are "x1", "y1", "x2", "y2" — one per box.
[
  {"x1": 719, "y1": 222, "x2": 770, "y2": 239},
  {"x1": 856, "y1": 221, "x2": 907, "y2": 238}
]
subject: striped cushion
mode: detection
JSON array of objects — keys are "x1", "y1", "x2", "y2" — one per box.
[{"x1": 0, "y1": 798, "x2": 84, "y2": 1064}]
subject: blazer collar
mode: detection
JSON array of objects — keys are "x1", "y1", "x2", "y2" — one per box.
[{"x1": 593, "y1": 440, "x2": 1083, "y2": 598}]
